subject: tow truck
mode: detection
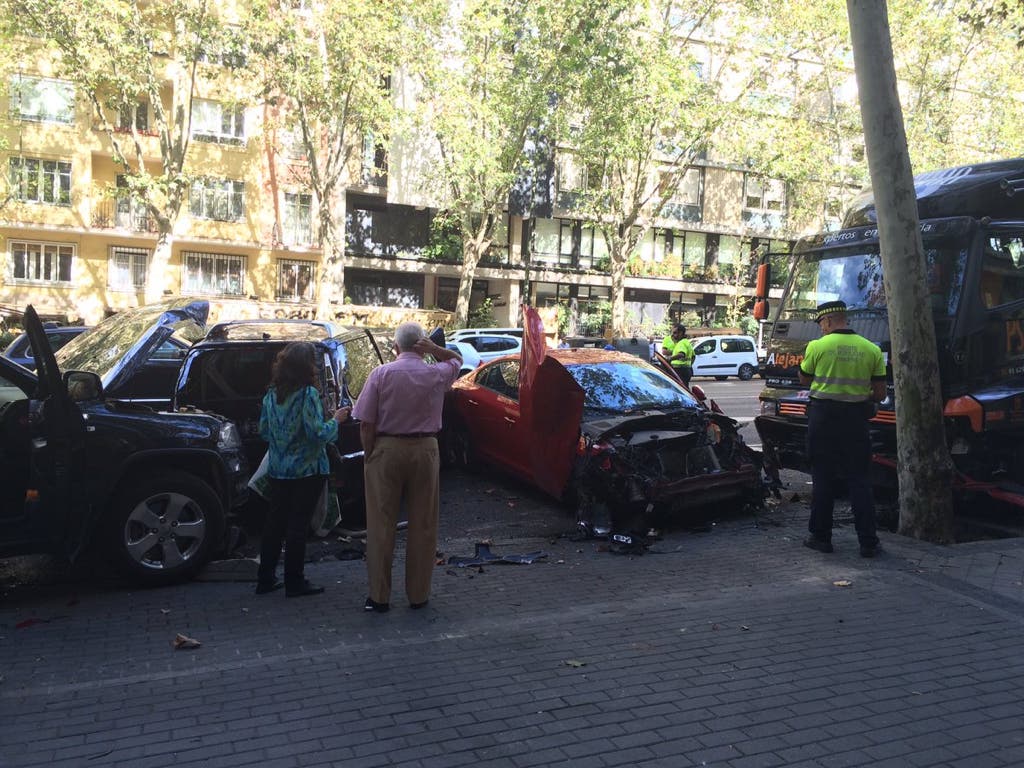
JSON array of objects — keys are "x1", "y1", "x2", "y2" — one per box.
[{"x1": 754, "y1": 158, "x2": 1024, "y2": 508}]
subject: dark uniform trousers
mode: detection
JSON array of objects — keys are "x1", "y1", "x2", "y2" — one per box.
[
  {"x1": 806, "y1": 398, "x2": 879, "y2": 548},
  {"x1": 364, "y1": 436, "x2": 440, "y2": 605}
]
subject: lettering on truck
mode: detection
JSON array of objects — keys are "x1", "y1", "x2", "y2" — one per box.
[{"x1": 765, "y1": 352, "x2": 804, "y2": 369}]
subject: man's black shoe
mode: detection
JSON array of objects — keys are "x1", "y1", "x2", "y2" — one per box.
[
  {"x1": 364, "y1": 597, "x2": 390, "y2": 613},
  {"x1": 285, "y1": 581, "x2": 325, "y2": 597},
  {"x1": 255, "y1": 580, "x2": 284, "y2": 595},
  {"x1": 409, "y1": 600, "x2": 429, "y2": 610},
  {"x1": 804, "y1": 537, "x2": 834, "y2": 553},
  {"x1": 860, "y1": 544, "x2": 879, "y2": 558}
]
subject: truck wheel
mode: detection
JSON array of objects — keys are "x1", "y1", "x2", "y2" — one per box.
[
  {"x1": 106, "y1": 471, "x2": 224, "y2": 587},
  {"x1": 738, "y1": 364, "x2": 755, "y2": 381}
]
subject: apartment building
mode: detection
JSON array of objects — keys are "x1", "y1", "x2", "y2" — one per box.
[{"x1": 0, "y1": 33, "x2": 797, "y2": 333}]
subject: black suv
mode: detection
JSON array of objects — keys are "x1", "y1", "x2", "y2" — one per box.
[
  {"x1": 0, "y1": 302, "x2": 248, "y2": 586},
  {"x1": 173, "y1": 320, "x2": 387, "y2": 526}
]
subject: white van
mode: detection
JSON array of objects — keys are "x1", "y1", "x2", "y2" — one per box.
[{"x1": 690, "y1": 335, "x2": 759, "y2": 380}]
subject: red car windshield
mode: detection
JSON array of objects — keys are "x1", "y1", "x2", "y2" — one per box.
[{"x1": 565, "y1": 360, "x2": 701, "y2": 414}]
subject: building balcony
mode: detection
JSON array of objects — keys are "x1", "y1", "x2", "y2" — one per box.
[{"x1": 91, "y1": 198, "x2": 158, "y2": 234}]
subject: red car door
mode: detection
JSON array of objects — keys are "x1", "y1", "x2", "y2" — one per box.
[
  {"x1": 460, "y1": 360, "x2": 531, "y2": 479},
  {"x1": 519, "y1": 307, "x2": 584, "y2": 499}
]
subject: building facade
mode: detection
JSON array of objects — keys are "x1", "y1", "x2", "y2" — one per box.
[{"x1": 0, "y1": 32, "x2": 798, "y2": 333}]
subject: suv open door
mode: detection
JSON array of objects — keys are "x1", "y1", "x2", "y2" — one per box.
[{"x1": 23, "y1": 305, "x2": 89, "y2": 559}]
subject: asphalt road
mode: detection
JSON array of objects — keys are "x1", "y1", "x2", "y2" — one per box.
[{"x1": 690, "y1": 376, "x2": 765, "y2": 448}]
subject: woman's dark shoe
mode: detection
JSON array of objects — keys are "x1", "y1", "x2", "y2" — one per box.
[
  {"x1": 285, "y1": 580, "x2": 325, "y2": 597},
  {"x1": 409, "y1": 600, "x2": 429, "y2": 610},
  {"x1": 803, "y1": 536, "x2": 834, "y2": 553},
  {"x1": 364, "y1": 597, "x2": 390, "y2": 613},
  {"x1": 255, "y1": 580, "x2": 284, "y2": 595}
]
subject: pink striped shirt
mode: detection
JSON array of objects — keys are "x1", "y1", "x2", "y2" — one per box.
[{"x1": 352, "y1": 352, "x2": 460, "y2": 434}]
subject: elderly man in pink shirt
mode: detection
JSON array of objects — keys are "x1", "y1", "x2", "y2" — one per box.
[{"x1": 352, "y1": 321, "x2": 462, "y2": 613}]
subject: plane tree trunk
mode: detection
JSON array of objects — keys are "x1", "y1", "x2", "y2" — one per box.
[{"x1": 847, "y1": 0, "x2": 954, "y2": 542}]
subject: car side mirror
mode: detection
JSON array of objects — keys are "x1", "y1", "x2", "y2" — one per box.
[{"x1": 64, "y1": 370, "x2": 103, "y2": 402}]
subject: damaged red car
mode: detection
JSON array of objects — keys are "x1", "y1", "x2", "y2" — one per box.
[{"x1": 441, "y1": 309, "x2": 765, "y2": 533}]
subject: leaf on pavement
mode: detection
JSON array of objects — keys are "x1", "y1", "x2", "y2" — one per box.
[{"x1": 173, "y1": 633, "x2": 201, "y2": 650}]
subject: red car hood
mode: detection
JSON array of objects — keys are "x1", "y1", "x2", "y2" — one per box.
[{"x1": 520, "y1": 306, "x2": 584, "y2": 498}]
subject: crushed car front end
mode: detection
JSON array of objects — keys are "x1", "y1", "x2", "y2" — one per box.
[{"x1": 574, "y1": 408, "x2": 764, "y2": 532}]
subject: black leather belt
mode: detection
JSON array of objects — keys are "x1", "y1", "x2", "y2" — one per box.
[{"x1": 378, "y1": 432, "x2": 436, "y2": 438}]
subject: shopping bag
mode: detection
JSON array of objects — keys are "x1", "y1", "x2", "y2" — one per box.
[
  {"x1": 247, "y1": 452, "x2": 271, "y2": 500},
  {"x1": 310, "y1": 480, "x2": 342, "y2": 537}
]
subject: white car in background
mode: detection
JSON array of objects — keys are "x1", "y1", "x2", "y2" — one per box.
[
  {"x1": 451, "y1": 332, "x2": 522, "y2": 363},
  {"x1": 450, "y1": 327, "x2": 523, "y2": 342},
  {"x1": 446, "y1": 341, "x2": 482, "y2": 375},
  {"x1": 690, "y1": 335, "x2": 760, "y2": 380}
]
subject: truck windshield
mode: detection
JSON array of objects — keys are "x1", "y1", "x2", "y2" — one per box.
[{"x1": 782, "y1": 239, "x2": 969, "y2": 321}]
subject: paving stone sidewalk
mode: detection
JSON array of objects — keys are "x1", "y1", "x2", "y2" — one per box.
[{"x1": 2, "y1": 487, "x2": 1024, "y2": 768}]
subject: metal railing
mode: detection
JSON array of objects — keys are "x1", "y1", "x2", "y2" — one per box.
[{"x1": 91, "y1": 199, "x2": 158, "y2": 233}]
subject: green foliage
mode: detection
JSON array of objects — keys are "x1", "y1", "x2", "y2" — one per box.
[
  {"x1": 738, "y1": 315, "x2": 759, "y2": 336},
  {"x1": 466, "y1": 297, "x2": 496, "y2": 328},
  {"x1": 555, "y1": 302, "x2": 571, "y2": 338},
  {"x1": 420, "y1": 0, "x2": 629, "y2": 325},
  {"x1": 680, "y1": 310, "x2": 702, "y2": 329},
  {"x1": 422, "y1": 210, "x2": 463, "y2": 262},
  {"x1": 579, "y1": 301, "x2": 613, "y2": 336}
]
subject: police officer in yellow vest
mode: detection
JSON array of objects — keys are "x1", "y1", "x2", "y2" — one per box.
[
  {"x1": 661, "y1": 324, "x2": 695, "y2": 385},
  {"x1": 799, "y1": 300, "x2": 887, "y2": 557}
]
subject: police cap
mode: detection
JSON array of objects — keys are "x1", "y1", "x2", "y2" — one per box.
[{"x1": 815, "y1": 300, "x2": 847, "y2": 323}]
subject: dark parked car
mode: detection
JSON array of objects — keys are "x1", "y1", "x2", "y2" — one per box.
[
  {"x1": 0, "y1": 301, "x2": 248, "y2": 586},
  {"x1": 2, "y1": 325, "x2": 89, "y2": 371},
  {"x1": 172, "y1": 319, "x2": 386, "y2": 526},
  {"x1": 442, "y1": 315, "x2": 764, "y2": 533}
]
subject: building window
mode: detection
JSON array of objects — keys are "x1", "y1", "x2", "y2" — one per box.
[
  {"x1": 190, "y1": 99, "x2": 246, "y2": 145},
  {"x1": 183, "y1": 251, "x2": 245, "y2": 296},
  {"x1": 10, "y1": 240, "x2": 73, "y2": 284},
  {"x1": 278, "y1": 126, "x2": 308, "y2": 161},
  {"x1": 744, "y1": 175, "x2": 786, "y2": 212},
  {"x1": 109, "y1": 246, "x2": 149, "y2": 291},
  {"x1": 361, "y1": 133, "x2": 388, "y2": 186},
  {"x1": 196, "y1": 29, "x2": 247, "y2": 68},
  {"x1": 113, "y1": 174, "x2": 156, "y2": 231},
  {"x1": 557, "y1": 153, "x2": 588, "y2": 193},
  {"x1": 189, "y1": 177, "x2": 245, "y2": 221},
  {"x1": 117, "y1": 98, "x2": 149, "y2": 133},
  {"x1": 743, "y1": 174, "x2": 787, "y2": 231},
  {"x1": 9, "y1": 75, "x2": 75, "y2": 124},
  {"x1": 9, "y1": 157, "x2": 72, "y2": 205},
  {"x1": 436, "y1": 277, "x2": 488, "y2": 314},
  {"x1": 277, "y1": 258, "x2": 316, "y2": 301},
  {"x1": 282, "y1": 192, "x2": 314, "y2": 246},
  {"x1": 347, "y1": 268, "x2": 423, "y2": 308},
  {"x1": 659, "y1": 167, "x2": 703, "y2": 223}
]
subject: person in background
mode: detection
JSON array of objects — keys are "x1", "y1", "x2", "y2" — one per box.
[
  {"x1": 799, "y1": 300, "x2": 887, "y2": 557},
  {"x1": 661, "y1": 323, "x2": 695, "y2": 385},
  {"x1": 353, "y1": 322, "x2": 462, "y2": 613},
  {"x1": 257, "y1": 341, "x2": 349, "y2": 597}
]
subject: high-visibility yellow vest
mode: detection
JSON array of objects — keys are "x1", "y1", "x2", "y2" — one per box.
[
  {"x1": 800, "y1": 329, "x2": 885, "y2": 402},
  {"x1": 662, "y1": 335, "x2": 694, "y2": 367}
]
